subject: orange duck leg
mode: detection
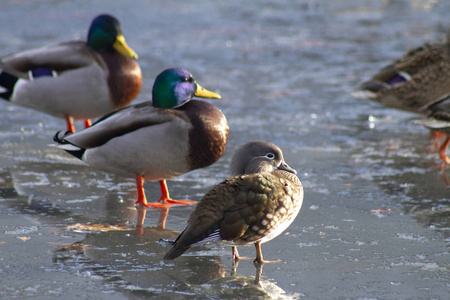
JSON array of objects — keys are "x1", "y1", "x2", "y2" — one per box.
[
  {"x1": 157, "y1": 180, "x2": 197, "y2": 206},
  {"x1": 439, "y1": 136, "x2": 450, "y2": 164},
  {"x1": 65, "y1": 115, "x2": 75, "y2": 133}
]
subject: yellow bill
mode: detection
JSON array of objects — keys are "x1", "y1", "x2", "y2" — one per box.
[
  {"x1": 114, "y1": 34, "x2": 138, "y2": 59},
  {"x1": 195, "y1": 83, "x2": 221, "y2": 99}
]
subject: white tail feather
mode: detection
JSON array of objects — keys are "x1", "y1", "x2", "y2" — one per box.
[
  {"x1": 413, "y1": 118, "x2": 450, "y2": 129},
  {"x1": 55, "y1": 143, "x2": 82, "y2": 151}
]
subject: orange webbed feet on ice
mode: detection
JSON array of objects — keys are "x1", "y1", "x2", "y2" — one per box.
[
  {"x1": 134, "y1": 175, "x2": 172, "y2": 208},
  {"x1": 157, "y1": 180, "x2": 196, "y2": 206}
]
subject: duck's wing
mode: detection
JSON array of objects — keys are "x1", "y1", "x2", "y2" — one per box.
[
  {"x1": 163, "y1": 177, "x2": 243, "y2": 260},
  {"x1": 392, "y1": 42, "x2": 446, "y2": 74},
  {"x1": 0, "y1": 61, "x2": 28, "y2": 79},
  {"x1": 354, "y1": 42, "x2": 449, "y2": 102},
  {"x1": 364, "y1": 43, "x2": 445, "y2": 86},
  {"x1": 426, "y1": 94, "x2": 450, "y2": 114},
  {"x1": 2, "y1": 41, "x2": 100, "y2": 74},
  {"x1": 60, "y1": 102, "x2": 185, "y2": 149}
]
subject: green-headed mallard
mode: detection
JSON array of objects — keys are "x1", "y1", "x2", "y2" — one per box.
[
  {"x1": 353, "y1": 28, "x2": 450, "y2": 113},
  {"x1": 415, "y1": 94, "x2": 450, "y2": 164},
  {"x1": 54, "y1": 68, "x2": 229, "y2": 211},
  {"x1": 0, "y1": 14, "x2": 142, "y2": 132},
  {"x1": 163, "y1": 141, "x2": 303, "y2": 264}
]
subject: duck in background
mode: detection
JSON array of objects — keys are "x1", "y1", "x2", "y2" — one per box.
[
  {"x1": 54, "y1": 68, "x2": 229, "y2": 228},
  {"x1": 0, "y1": 14, "x2": 142, "y2": 132},
  {"x1": 353, "y1": 27, "x2": 450, "y2": 163},
  {"x1": 353, "y1": 27, "x2": 450, "y2": 113},
  {"x1": 164, "y1": 141, "x2": 303, "y2": 266}
]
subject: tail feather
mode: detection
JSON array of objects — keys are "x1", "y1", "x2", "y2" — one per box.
[
  {"x1": 0, "y1": 65, "x2": 56, "y2": 100},
  {"x1": 0, "y1": 61, "x2": 29, "y2": 79},
  {"x1": 0, "y1": 70, "x2": 19, "y2": 100},
  {"x1": 53, "y1": 131, "x2": 86, "y2": 160},
  {"x1": 163, "y1": 244, "x2": 191, "y2": 260},
  {"x1": 413, "y1": 118, "x2": 450, "y2": 130},
  {"x1": 163, "y1": 229, "x2": 192, "y2": 260}
]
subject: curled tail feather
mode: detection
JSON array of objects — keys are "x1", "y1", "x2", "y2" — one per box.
[
  {"x1": 0, "y1": 71, "x2": 19, "y2": 100},
  {"x1": 53, "y1": 131, "x2": 86, "y2": 160}
]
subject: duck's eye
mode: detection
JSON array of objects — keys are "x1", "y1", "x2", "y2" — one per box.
[
  {"x1": 266, "y1": 153, "x2": 275, "y2": 159},
  {"x1": 183, "y1": 77, "x2": 194, "y2": 83}
]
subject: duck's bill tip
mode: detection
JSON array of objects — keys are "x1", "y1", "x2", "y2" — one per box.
[
  {"x1": 278, "y1": 162, "x2": 297, "y2": 175},
  {"x1": 195, "y1": 84, "x2": 221, "y2": 99},
  {"x1": 114, "y1": 34, "x2": 139, "y2": 59}
]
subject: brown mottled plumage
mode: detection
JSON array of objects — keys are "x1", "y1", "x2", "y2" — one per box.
[
  {"x1": 353, "y1": 28, "x2": 450, "y2": 113},
  {"x1": 164, "y1": 141, "x2": 303, "y2": 263}
]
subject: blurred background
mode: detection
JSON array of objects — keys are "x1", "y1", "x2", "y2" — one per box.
[{"x1": 0, "y1": 1, "x2": 448, "y2": 299}]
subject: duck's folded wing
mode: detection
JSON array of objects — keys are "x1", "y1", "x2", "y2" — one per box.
[
  {"x1": 393, "y1": 43, "x2": 446, "y2": 74},
  {"x1": 176, "y1": 173, "x2": 286, "y2": 246},
  {"x1": 426, "y1": 94, "x2": 450, "y2": 113},
  {"x1": 2, "y1": 41, "x2": 97, "y2": 73},
  {"x1": 163, "y1": 178, "x2": 242, "y2": 260},
  {"x1": 369, "y1": 65, "x2": 401, "y2": 84},
  {"x1": 167, "y1": 178, "x2": 243, "y2": 251},
  {"x1": 357, "y1": 43, "x2": 447, "y2": 95},
  {"x1": 0, "y1": 61, "x2": 29, "y2": 79},
  {"x1": 63, "y1": 102, "x2": 184, "y2": 148},
  {"x1": 187, "y1": 178, "x2": 244, "y2": 241}
]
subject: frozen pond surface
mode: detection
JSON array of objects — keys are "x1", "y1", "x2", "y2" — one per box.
[{"x1": 0, "y1": 0, "x2": 449, "y2": 299}]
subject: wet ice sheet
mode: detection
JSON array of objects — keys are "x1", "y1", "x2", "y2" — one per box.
[
  {"x1": 0, "y1": 213, "x2": 126, "y2": 299},
  {"x1": 1, "y1": 0, "x2": 449, "y2": 299}
]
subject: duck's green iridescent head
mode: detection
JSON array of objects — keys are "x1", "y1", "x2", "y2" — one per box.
[
  {"x1": 152, "y1": 68, "x2": 221, "y2": 108},
  {"x1": 87, "y1": 14, "x2": 138, "y2": 59}
]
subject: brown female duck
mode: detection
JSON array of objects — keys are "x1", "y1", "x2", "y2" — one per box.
[
  {"x1": 353, "y1": 28, "x2": 450, "y2": 113},
  {"x1": 164, "y1": 141, "x2": 303, "y2": 264}
]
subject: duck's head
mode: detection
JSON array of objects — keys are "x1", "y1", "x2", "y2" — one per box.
[
  {"x1": 152, "y1": 68, "x2": 221, "y2": 108},
  {"x1": 87, "y1": 14, "x2": 138, "y2": 59},
  {"x1": 229, "y1": 141, "x2": 297, "y2": 176}
]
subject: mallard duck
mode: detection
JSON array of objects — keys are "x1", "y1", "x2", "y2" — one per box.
[
  {"x1": 415, "y1": 94, "x2": 450, "y2": 164},
  {"x1": 0, "y1": 14, "x2": 142, "y2": 132},
  {"x1": 353, "y1": 28, "x2": 450, "y2": 113},
  {"x1": 163, "y1": 141, "x2": 303, "y2": 264},
  {"x1": 54, "y1": 68, "x2": 229, "y2": 211}
]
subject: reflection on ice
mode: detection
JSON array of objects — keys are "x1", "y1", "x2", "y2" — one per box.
[
  {"x1": 5, "y1": 225, "x2": 39, "y2": 235},
  {"x1": 51, "y1": 223, "x2": 297, "y2": 299},
  {"x1": 201, "y1": 271, "x2": 300, "y2": 299}
]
